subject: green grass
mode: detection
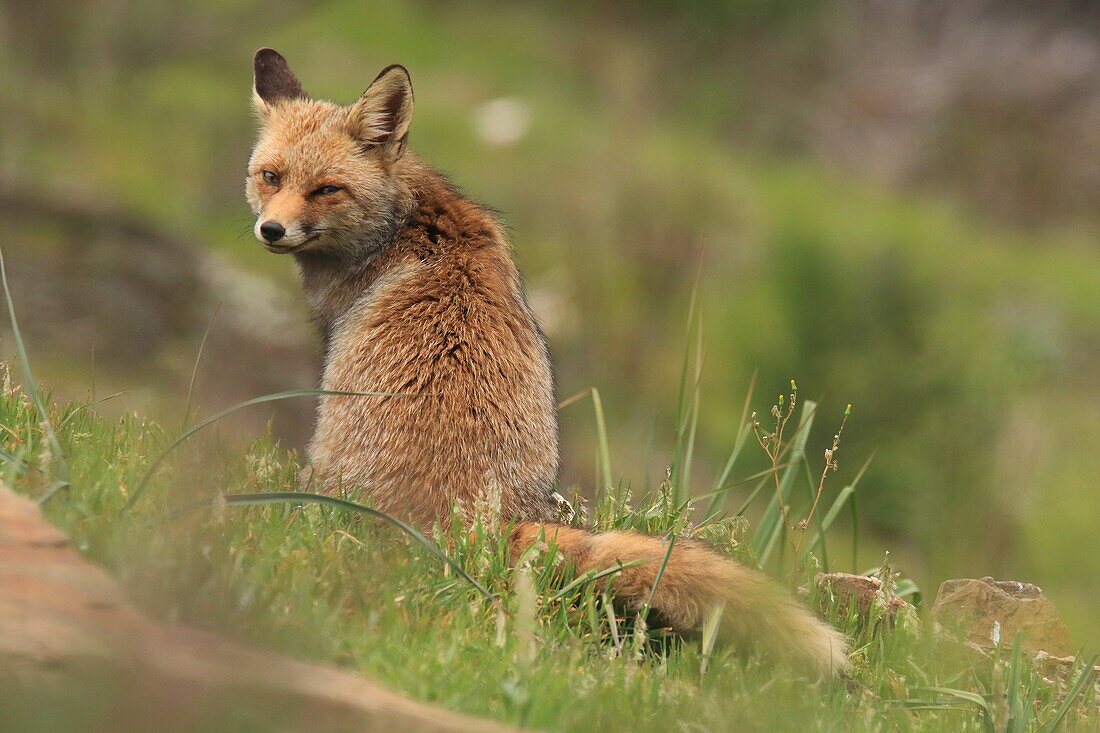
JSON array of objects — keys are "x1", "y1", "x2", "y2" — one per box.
[{"x1": 1, "y1": 337, "x2": 1096, "y2": 731}]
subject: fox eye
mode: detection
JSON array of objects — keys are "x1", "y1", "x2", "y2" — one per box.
[
  {"x1": 261, "y1": 170, "x2": 279, "y2": 186},
  {"x1": 313, "y1": 185, "x2": 342, "y2": 196}
]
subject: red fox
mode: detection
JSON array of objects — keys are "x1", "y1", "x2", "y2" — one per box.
[{"x1": 246, "y1": 48, "x2": 849, "y2": 675}]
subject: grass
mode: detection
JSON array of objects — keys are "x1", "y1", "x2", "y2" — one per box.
[
  {"x1": 1, "y1": 267, "x2": 1096, "y2": 730},
  {"x1": 3, "y1": 373, "x2": 1097, "y2": 732}
]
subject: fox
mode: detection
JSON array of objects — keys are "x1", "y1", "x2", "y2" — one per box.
[{"x1": 246, "y1": 48, "x2": 850, "y2": 675}]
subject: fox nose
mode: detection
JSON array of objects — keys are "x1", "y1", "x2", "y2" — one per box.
[{"x1": 259, "y1": 220, "x2": 286, "y2": 243}]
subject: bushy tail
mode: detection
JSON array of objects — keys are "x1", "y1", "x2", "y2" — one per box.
[{"x1": 510, "y1": 522, "x2": 850, "y2": 676}]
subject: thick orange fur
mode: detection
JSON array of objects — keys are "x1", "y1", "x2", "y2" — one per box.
[{"x1": 247, "y1": 49, "x2": 849, "y2": 675}]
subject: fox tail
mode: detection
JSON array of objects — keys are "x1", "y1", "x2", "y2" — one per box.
[{"x1": 510, "y1": 522, "x2": 850, "y2": 676}]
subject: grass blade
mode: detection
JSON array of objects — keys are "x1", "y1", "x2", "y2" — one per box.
[
  {"x1": 699, "y1": 601, "x2": 725, "y2": 675},
  {"x1": 676, "y1": 316, "x2": 704, "y2": 504},
  {"x1": 893, "y1": 578, "x2": 921, "y2": 603},
  {"x1": 591, "y1": 387, "x2": 612, "y2": 494},
  {"x1": 639, "y1": 533, "x2": 677, "y2": 625},
  {"x1": 220, "y1": 491, "x2": 497, "y2": 604},
  {"x1": 1006, "y1": 633, "x2": 1025, "y2": 733},
  {"x1": 0, "y1": 246, "x2": 70, "y2": 496},
  {"x1": 558, "y1": 388, "x2": 612, "y2": 493},
  {"x1": 0, "y1": 445, "x2": 26, "y2": 468},
  {"x1": 122, "y1": 388, "x2": 417, "y2": 512},
  {"x1": 557, "y1": 389, "x2": 592, "y2": 411},
  {"x1": 706, "y1": 370, "x2": 757, "y2": 518},
  {"x1": 184, "y1": 301, "x2": 222, "y2": 426},
  {"x1": 59, "y1": 390, "x2": 130, "y2": 428},
  {"x1": 669, "y1": 281, "x2": 701, "y2": 502},
  {"x1": 549, "y1": 559, "x2": 644, "y2": 603},
  {"x1": 910, "y1": 686, "x2": 994, "y2": 733},
  {"x1": 1042, "y1": 654, "x2": 1098, "y2": 733},
  {"x1": 849, "y1": 488, "x2": 860, "y2": 572},
  {"x1": 690, "y1": 463, "x2": 791, "y2": 507}
]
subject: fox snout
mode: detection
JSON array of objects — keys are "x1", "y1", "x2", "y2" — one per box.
[
  {"x1": 253, "y1": 216, "x2": 310, "y2": 251},
  {"x1": 253, "y1": 192, "x2": 315, "y2": 252}
]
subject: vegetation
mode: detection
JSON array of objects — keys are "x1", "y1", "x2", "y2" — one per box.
[
  {"x1": 2, "y1": 265, "x2": 1097, "y2": 729},
  {"x1": 2, "y1": 1, "x2": 1099, "y2": 729},
  {"x1": 4, "y1": 3, "x2": 1100, "y2": 648}
]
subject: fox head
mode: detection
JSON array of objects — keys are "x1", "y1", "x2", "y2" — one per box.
[{"x1": 246, "y1": 48, "x2": 414, "y2": 256}]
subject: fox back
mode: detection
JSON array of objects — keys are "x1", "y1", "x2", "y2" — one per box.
[{"x1": 246, "y1": 49, "x2": 560, "y2": 528}]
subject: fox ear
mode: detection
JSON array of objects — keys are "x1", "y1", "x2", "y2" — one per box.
[
  {"x1": 346, "y1": 65, "x2": 413, "y2": 159},
  {"x1": 252, "y1": 48, "x2": 306, "y2": 115}
]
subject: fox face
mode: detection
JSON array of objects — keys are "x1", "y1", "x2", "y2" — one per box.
[{"x1": 246, "y1": 49, "x2": 414, "y2": 256}]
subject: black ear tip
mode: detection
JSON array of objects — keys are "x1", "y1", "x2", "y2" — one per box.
[
  {"x1": 254, "y1": 48, "x2": 286, "y2": 71},
  {"x1": 253, "y1": 48, "x2": 306, "y2": 103}
]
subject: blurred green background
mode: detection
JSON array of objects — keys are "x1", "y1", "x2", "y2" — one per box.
[{"x1": 2, "y1": 1, "x2": 1098, "y2": 646}]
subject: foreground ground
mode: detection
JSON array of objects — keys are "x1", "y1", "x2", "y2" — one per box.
[{"x1": 0, "y1": 364, "x2": 1096, "y2": 732}]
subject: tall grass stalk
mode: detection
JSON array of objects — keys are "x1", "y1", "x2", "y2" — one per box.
[
  {"x1": 183, "y1": 301, "x2": 222, "y2": 427},
  {"x1": 558, "y1": 387, "x2": 613, "y2": 496},
  {"x1": 0, "y1": 246, "x2": 69, "y2": 500},
  {"x1": 705, "y1": 370, "x2": 757, "y2": 519},
  {"x1": 220, "y1": 491, "x2": 497, "y2": 603},
  {"x1": 123, "y1": 388, "x2": 416, "y2": 512},
  {"x1": 669, "y1": 283, "x2": 702, "y2": 504}
]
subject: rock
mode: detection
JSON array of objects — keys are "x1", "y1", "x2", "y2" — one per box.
[
  {"x1": 814, "y1": 572, "x2": 915, "y2": 621},
  {"x1": 931, "y1": 577, "x2": 1071, "y2": 656},
  {"x1": 1033, "y1": 651, "x2": 1100, "y2": 677},
  {"x1": 1032, "y1": 652, "x2": 1100, "y2": 716}
]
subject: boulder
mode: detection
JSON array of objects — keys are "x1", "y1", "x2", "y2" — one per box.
[
  {"x1": 931, "y1": 577, "x2": 1071, "y2": 656},
  {"x1": 815, "y1": 572, "x2": 904, "y2": 615},
  {"x1": 813, "y1": 572, "x2": 918, "y2": 632}
]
